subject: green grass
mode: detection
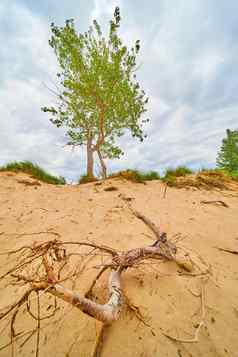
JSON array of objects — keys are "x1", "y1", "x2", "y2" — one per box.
[
  {"x1": 199, "y1": 168, "x2": 238, "y2": 181},
  {"x1": 229, "y1": 171, "x2": 238, "y2": 180},
  {"x1": 138, "y1": 170, "x2": 161, "y2": 181},
  {"x1": 162, "y1": 166, "x2": 193, "y2": 186},
  {"x1": 164, "y1": 166, "x2": 193, "y2": 178},
  {"x1": 161, "y1": 167, "x2": 238, "y2": 189},
  {"x1": 218, "y1": 169, "x2": 238, "y2": 181},
  {"x1": 0, "y1": 161, "x2": 66, "y2": 185},
  {"x1": 109, "y1": 169, "x2": 160, "y2": 183}
]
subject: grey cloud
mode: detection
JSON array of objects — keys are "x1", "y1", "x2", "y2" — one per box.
[
  {"x1": 0, "y1": 0, "x2": 238, "y2": 182},
  {"x1": 20, "y1": 0, "x2": 93, "y2": 28}
]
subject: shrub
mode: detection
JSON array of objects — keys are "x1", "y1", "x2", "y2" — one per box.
[
  {"x1": 0, "y1": 161, "x2": 66, "y2": 185},
  {"x1": 162, "y1": 166, "x2": 192, "y2": 186},
  {"x1": 198, "y1": 168, "x2": 238, "y2": 181},
  {"x1": 164, "y1": 166, "x2": 193, "y2": 178},
  {"x1": 163, "y1": 168, "x2": 238, "y2": 190},
  {"x1": 139, "y1": 171, "x2": 160, "y2": 181},
  {"x1": 78, "y1": 175, "x2": 98, "y2": 184},
  {"x1": 229, "y1": 171, "x2": 238, "y2": 180},
  {"x1": 109, "y1": 169, "x2": 160, "y2": 183}
]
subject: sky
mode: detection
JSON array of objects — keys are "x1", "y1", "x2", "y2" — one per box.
[{"x1": 0, "y1": 0, "x2": 238, "y2": 182}]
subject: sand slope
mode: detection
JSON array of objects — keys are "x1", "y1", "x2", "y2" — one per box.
[{"x1": 0, "y1": 172, "x2": 238, "y2": 357}]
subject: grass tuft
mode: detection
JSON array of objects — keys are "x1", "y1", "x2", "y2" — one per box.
[
  {"x1": 162, "y1": 168, "x2": 238, "y2": 190},
  {"x1": 164, "y1": 166, "x2": 193, "y2": 178},
  {"x1": 78, "y1": 175, "x2": 98, "y2": 184},
  {"x1": 0, "y1": 161, "x2": 66, "y2": 185},
  {"x1": 162, "y1": 166, "x2": 193, "y2": 186},
  {"x1": 109, "y1": 169, "x2": 160, "y2": 183}
]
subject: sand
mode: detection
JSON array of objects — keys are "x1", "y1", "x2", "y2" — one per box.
[{"x1": 0, "y1": 171, "x2": 238, "y2": 357}]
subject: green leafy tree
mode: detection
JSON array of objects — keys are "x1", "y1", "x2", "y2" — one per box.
[
  {"x1": 216, "y1": 129, "x2": 238, "y2": 173},
  {"x1": 42, "y1": 7, "x2": 149, "y2": 179}
]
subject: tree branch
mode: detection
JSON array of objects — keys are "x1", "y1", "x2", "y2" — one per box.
[{"x1": 31, "y1": 269, "x2": 122, "y2": 324}]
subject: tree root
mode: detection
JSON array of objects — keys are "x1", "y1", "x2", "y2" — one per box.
[
  {"x1": 90, "y1": 324, "x2": 108, "y2": 357},
  {"x1": 85, "y1": 267, "x2": 109, "y2": 299},
  {"x1": 0, "y1": 208, "x2": 198, "y2": 355}
]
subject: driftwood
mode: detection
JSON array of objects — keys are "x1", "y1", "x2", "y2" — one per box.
[
  {"x1": 31, "y1": 268, "x2": 122, "y2": 324},
  {"x1": 3, "y1": 235, "x2": 179, "y2": 325},
  {"x1": 0, "y1": 209, "x2": 195, "y2": 356}
]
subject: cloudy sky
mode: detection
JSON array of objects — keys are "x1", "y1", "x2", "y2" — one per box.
[{"x1": 1, "y1": 0, "x2": 238, "y2": 182}]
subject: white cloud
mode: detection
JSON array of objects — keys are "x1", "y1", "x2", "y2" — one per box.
[
  {"x1": 1, "y1": 0, "x2": 238, "y2": 181},
  {"x1": 90, "y1": 0, "x2": 122, "y2": 24},
  {"x1": 0, "y1": 3, "x2": 85, "y2": 180}
]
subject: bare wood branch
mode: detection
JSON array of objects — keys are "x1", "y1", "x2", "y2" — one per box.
[
  {"x1": 90, "y1": 324, "x2": 108, "y2": 357},
  {"x1": 215, "y1": 247, "x2": 238, "y2": 255},
  {"x1": 130, "y1": 208, "x2": 161, "y2": 239},
  {"x1": 85, "y1": 266, "x2": 109, "y2": 299},
  {"x1": 30, "y1": 268, "x2": 122, "y2": 324},
  {"x1": 200, "y1": 200, "x2": 229, "y2": 208}
]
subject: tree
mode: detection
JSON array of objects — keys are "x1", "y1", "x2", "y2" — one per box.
[
  {"x1": 216, "y1": 129, "x2": 238, "y2": 173},
  {"x1": 42, "y1": 7, "x2": 149, "y2": 179}
]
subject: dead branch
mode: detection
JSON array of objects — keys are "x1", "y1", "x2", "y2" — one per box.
[
  {"x1": 85, "y1": 266, "x2": 109, "y2": 299},
  {"x1": 30, "y1": 269, "x2": 123, "y2": 324},
  {"x1": 163, "y1": 183, "x2": 168, "y2": 199},
  {"x1": 0, "y1": 209, "x2": 197, "y2": 355},
  {"x1": 2, "y1": 231, "x2": 61, "y2": 239},
  {"x1": 131, "y1": 208, "x2": 161, "y2": 239},
  {"x1": 0, "y1": 233, "x2": 179, "y2": 329},
  {"x1": 5, "y1": 233, "x2": 187, "y2": 328},
  {"x1": 126, "y1": 206, "x2": 193, "y2": 272},
  {"x1": 90, "y1": 324, "x2": 109, "y2": 357},
  {"x1": 200, "y1": 200, "x2": 229, "y2": 208},
  {"x1": 215, "y1": 247, "x2": 238, "y2": 255}
]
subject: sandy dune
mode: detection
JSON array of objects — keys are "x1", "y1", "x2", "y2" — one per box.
[{"x1": 0, "y1": 171, "x2": 238, "y2": 357}]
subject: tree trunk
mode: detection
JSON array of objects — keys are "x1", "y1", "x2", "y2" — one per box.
[
  {"x1": 87, "y1": 136, "x2": 94, "y2": 178},
  {"x1": 97, "y1": 150, "x2": 107, "y2": 179}
]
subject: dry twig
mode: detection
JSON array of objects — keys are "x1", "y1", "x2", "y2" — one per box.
[
  {"x1": 200, "y1": 200, "x2": 229, "y2": 208},
  {"x1": 215, "y1": 247, "x2": 238, "y2": 255}
]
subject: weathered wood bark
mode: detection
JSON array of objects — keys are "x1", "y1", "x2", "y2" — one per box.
[
  {"x1": 112, "y1": 241, "x2": 175, "y2": 267},
  {"x1": 32, "y1": 269, "x2": 122, "y2": 324},
  {"x1": 97, "y1": 150, "x2": 107, "y2": 179},
  {"x1": 87, "y1": 136, "x2": 94, "y2": 178}
]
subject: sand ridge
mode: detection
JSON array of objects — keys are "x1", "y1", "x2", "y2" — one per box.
[{"x1": 0, "y1": 171, "x2": 238, "y2": 357}]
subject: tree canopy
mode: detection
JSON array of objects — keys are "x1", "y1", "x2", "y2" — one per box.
[
  {"x1": 42, "y1": 7, "x2": 149, "y2": 178},
  {"x1": 216, "y1": 129, "x2": 238, "y2": 173}
]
